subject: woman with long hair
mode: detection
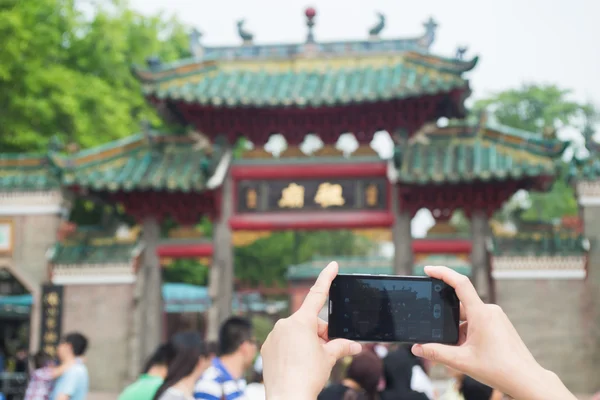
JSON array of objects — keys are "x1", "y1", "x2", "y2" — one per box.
[{"x1": 153, "y1": 332, "x2": 211, "y2": 400}]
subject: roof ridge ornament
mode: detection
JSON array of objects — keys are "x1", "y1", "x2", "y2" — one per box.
[
  {"x1": 368, "y1": 12, "x2": 386, "y2": 40},
  {"x1": 305, "y1": 7, "x2": 317, "y2": 44},
  {"x1": 420, "y1": 17, "x2": 438, "y2": 49},
  {"x1": 455, "y1": 46, "x2": 468, "y2": 60},
  {"x1": 188, "y1": 128, "x2": 213, "y2": 154},
  {"x1": 236, "y1": 19, "x2": 254, "y2": 45},
  {"x1": 189, "y1": 28, "x2": 204, "y2": 59}
]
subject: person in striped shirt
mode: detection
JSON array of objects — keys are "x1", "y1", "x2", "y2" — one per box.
[{"x1": 194, "y1": 317, "x2": 257, "y2": 400}]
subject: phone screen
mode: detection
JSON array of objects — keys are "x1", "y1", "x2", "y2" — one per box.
[{"x1": 328, "y1": 274, "x2": 460, "y2": 344}]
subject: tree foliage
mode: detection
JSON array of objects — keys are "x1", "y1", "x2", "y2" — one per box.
[
  {"x1": 473, "y1": 84, "x2": 593, "y2": 135},
  {"x1": 0, "y1": 0, "x2": 190, "y2": 152},
  {"x1": 0, "y1": 0, "x2": 388, "y2": 287},
  {"x1": 163, "y1": 260, "x2": 209, "y2": 287},
  {"x1": 235, "y1": 230, "x2": 377, "y2": 287},
  {"x1": 473, "y1": 84, "x2": 596, "y2": 223}
]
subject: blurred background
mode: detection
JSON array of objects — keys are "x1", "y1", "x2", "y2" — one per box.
[{"x1": 0, "y1": 0, "x2": 598, "y2": 399}]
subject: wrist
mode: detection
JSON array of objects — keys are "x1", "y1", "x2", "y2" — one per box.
[
  {"x1": 268, "y1": 394, "x2": 314, "y2": 400},
  {"x1": 266, "y1": 386, "x2": 317, "y2": 400},
  {"x1": 506, "y1": 365, "x2": 576, "y2": 400}
]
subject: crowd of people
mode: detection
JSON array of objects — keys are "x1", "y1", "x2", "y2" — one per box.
[
  {"x1": 118, "y1": 263, "x2": 580, "y2": 400},
  {"x1": 12, "y1": 263, "x2": 589, "y2": 399}
]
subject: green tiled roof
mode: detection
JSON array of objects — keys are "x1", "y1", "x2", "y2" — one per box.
[
  {"x1": 49, "y1": 241, "x2": 140, "y2": 265},
  {"x1": 0, "y1": 154, "x2": 61, "y2": 191},
  {"x1": 62, "y1": 133, "x2": 220, "y2": 192},
  {"x1": 568, "y1": 156, "x2": 600, "y2": 181},
  {"x1": 393, "y1": 118, "x2": 567, "y2": 184},
  {"x1": 286, "y1": 255, "x2": 471, "y2": 280},
  {"x1": 490, "y1": 232, "x2": 588, "y2": 256},
  {"x1": 135, "y1": 52, "x2": 477, "y2": 108}
]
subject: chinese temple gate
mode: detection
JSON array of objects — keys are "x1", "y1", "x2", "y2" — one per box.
[
  {"x1": 133, "y1": 9, "x2": 479, "y2": 338},
  {"x1": 1, "y1": 8, "x2": 598, "y2": 394}
]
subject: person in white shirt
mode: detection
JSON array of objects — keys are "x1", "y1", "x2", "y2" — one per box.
[{"x1": 245, "y1": 356, "x2": 265, "y2": 400}]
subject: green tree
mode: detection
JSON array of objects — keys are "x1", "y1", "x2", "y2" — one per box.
[
  {"x1": 163, "y1": 260, "x2": 209, "y2": 287},
  {"x1": 474, "y1": 84, "x2": 596, "y2": 223},
  {"x1": 473, "y1": 84, "x2": 592, "y2": 134},
  {"x1": 0, "y1": 0, "x2": 190, "y2": 152},
  {"x1": 235, "y1": 230, "x2": 376, "y2": 287}
]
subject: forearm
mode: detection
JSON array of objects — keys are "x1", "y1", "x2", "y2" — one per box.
[{"x1": 506, "y1": 367, "x2": 576, "y2": 400}]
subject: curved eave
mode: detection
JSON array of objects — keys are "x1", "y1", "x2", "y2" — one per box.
[
  {"x1": 404, "y1": 52, "x2": 479, "y2": 74},
  {"x1": 427, "y1": 125, "x2": 569, "y2": 158},
  {"x1": 62, "y1": 148, "x2": 231, "y2": 194},
  {"x1": 146, "y1": 83, "x2": 469, "y2": 109}
]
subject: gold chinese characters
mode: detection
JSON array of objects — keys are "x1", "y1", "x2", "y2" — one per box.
[
  {"x1": 366, "y1": 184, "x2": 378, "y2": 207},
  {"x1": 41, "y1": 288, "x2": 62, "y2": 358},
  {"x1": 45, "y1": 292, "x2": 59, "y2": 307},
  {"x1": 314, "y1": 183, "x2": 345, "y2": 208},
  {"x1": 278, "y1": 183, "x2": 305, "y2": 208},
  {"x1": 246, "y1": 188, "x2": 257, "y2": 209}
]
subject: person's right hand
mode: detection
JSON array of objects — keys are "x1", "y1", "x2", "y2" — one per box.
[{"x1": 412, "y1": 266, "x2": 576, "y2": 400}]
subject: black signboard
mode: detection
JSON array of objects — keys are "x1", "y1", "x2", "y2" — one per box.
[
  {"x1": 237, "y1": 178, "x2": 388, "y2": 213},
  {"x1": 39, "y1": 284, "x2": 63, "y2": 358}
]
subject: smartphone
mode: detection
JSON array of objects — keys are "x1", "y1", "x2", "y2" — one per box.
[{"x1": 328, "y1": 274, "x2": 459, "y2": 344}]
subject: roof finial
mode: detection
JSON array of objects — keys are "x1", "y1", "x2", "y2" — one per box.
[
  {"x1": 146, "y1": 56, "x2": 162, "y2": 71},
  {"x1": 47, "y1": 135, "x2": 64, "y2": 153},
  {"x1": 189, "y1": 28, "x2": 203, "y2": 59},
  {"x1": 305, "y1": 7, "x2": 317, "y2": 43},
  {"x1": 236, "y1": 19, "x2": 254, "y2": 45},
  {"x1": 369, "y1": 12, "x2": 386, "y2": 39},
  {"x1": 421, "y1": 17, "x2": 438, "y2": 48},
  {"x1": 455, "y1": 46, "x2": 468, "y2": 60}
]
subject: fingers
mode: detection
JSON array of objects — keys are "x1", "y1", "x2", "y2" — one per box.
[
  {"x1": 298, "y1": 261, "x2": 338, "y2": 317},
  {"x1": 460, "y1": 303, "x2": 466, "y2": 321},
  {"x1": 458, "y1": 321, "x2": 468, "y2": 346},
  {"x1": 411, "y1": 343, "x2": 464, "y2": 370},
  {"x1": 324, "y1": 339, "x2": 362, "y2": 361},
  {"x1": 317, "y1": 318, "x2": 329, "y2": 340},
  {"x1": 424, "y1": 266, "x2": 483, "y2": 309}
]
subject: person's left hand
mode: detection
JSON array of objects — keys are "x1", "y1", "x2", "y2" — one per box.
[{"x1": 261, "y1": 261, "x2": 362, "y2": 400}]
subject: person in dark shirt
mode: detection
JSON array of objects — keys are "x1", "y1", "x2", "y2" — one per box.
[
  {"x1": 318, "y1": 351, "x2": 383, "y2": 400},
  {"x1": 460, "y1": 375, "x2": 504, "y2": 400},
  {"x1": 14, "y1": 347, "x2": 28, "y2": 374},
  {"x1": 380, "y1": 346, "x2": 429, "y2": 400}
]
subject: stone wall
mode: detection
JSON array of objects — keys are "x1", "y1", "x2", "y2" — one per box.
[
  {"x1": 62, "y1": 284, "x2": 135, "y2": 392},
  {"x1": 11, "y1": 213, "x2": 61, "y2": 284},
  {"x1": 580, "y1": 204, "x2": 600, "y2": 394},
  {"x1": 5, "y1": 210, "x2": 62, "y2": 352},
  {"x1": 495, "y1": 279, "x2": 596, "y2": 393}
]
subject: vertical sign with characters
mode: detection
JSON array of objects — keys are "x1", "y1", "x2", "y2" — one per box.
[{"x1": 39, "y1": 284, "x2": 64, "y2": 358}]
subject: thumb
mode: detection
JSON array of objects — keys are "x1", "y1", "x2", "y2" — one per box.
[
  {"x1": 324, "y1": 339, "x2": 362, "y2": 361},
  {"x1": 412, "y1": 343, "x2": 463, "y2": 368}
]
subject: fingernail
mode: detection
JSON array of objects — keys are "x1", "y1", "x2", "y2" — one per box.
[
  {"x1": 412, "y1": 345, "x2": 423, "y2": 357},
  {"x1": 350, "y1": 342, "x2": 362, "y2": 354}
]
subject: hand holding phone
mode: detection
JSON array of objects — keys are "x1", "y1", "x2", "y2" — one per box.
[
  {"x1": 328, "y1": 274, "x2": 459, "y2": 344},
  {"x1": 411, "y1": 266, "x2": 577, "y2": 400}
]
